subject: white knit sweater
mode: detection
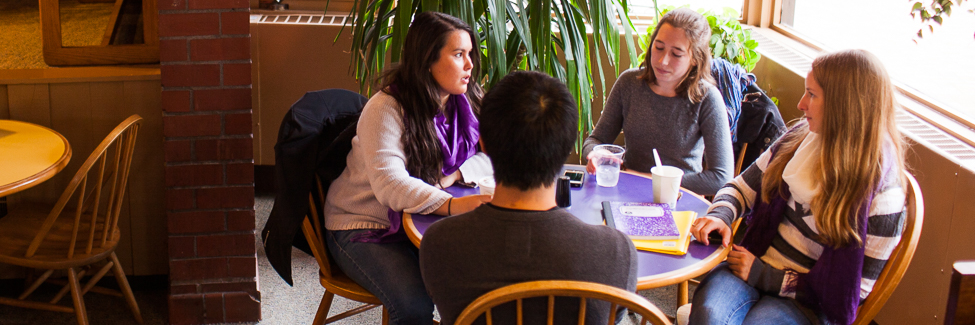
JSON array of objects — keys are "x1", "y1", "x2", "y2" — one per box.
[{"x1": 324, "y1": 91, "x2": 493, "y2": 231}]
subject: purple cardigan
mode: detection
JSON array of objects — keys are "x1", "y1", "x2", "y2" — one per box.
[{"x1": 739, "y1": 148, "x2": 874, "y2": 325}]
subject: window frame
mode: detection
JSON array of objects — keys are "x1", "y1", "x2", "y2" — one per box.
[{"x1": 733, "y1": 0, "x2": 975, "y2": 147}]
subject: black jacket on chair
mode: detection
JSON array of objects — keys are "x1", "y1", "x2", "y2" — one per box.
[
  {"x1": 734, "y1": 83, "x2": 786, "y2": 172},
  {"x1": 261, "y1": 89, "x2": 367, "y2": 285}
]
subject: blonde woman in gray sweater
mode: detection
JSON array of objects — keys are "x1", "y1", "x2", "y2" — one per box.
[{"x1": 322, "y1": 12, "x2": 492, "y2": 324}]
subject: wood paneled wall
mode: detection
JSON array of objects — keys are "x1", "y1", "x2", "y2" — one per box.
[{"x1": 0, "y1": 69, "x2": 165, "y2": 278}]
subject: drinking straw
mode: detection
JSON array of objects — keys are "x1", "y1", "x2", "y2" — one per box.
[{"x1": 653, "y1": 148, "x2": 662, "y2": 168}]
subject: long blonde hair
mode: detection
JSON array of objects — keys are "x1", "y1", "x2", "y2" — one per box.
[
  {"x1": 762, "y1": 49, "x2": 905, "y2": 248},
  {"x1": 639, "y1": 8, "x2": 714, "y2": 103}
]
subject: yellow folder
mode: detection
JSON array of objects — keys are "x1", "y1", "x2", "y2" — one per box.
[{"x1": 631, "y1": 211, "x2": 697, "y2": 255}]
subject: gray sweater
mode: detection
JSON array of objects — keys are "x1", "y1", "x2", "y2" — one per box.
[
  {"x1": 582, "y1": 68, "x2": 733, "y2": 195},
  {"x1": 420, "y1": 204, "x2": 638, "y2": 325},
  {"x1": 324, "y1": 91, "x2": 493, "y2": 231}
]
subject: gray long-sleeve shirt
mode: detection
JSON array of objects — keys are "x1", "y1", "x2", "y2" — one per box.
[{"x1": 582, "y1": 68, "x2": 733, "y2": 195}]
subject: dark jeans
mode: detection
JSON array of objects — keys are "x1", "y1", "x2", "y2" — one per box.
[
  {"x1": 689, "y1": 263, "x2": 813, "y2": 325},
  {"x1": 325, "y1": 229, "x2": 435, "y2": 325}
]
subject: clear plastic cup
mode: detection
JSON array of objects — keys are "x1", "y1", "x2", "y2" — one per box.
[{"x1": 592, "y1": 144, "x2": 625, "y2": 187}]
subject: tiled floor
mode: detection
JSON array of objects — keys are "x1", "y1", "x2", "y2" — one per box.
[{"x1": 0, "y1": 194, "x2": 694, "y2": 324}]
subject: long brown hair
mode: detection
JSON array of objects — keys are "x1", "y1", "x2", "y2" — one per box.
[
  {"x1": 379, "y1": 11, "x2": 484, "y2": 185},
  {"x1": 638, "y1": 8, "x2": 714, "y2": 103},
  {"x1": 762, "y1": 49, "x2": 906, "y2": 248}
]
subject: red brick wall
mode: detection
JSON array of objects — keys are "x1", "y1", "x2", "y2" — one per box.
[{"x1": 158, "y1": 0, "x2": 260, "y2": 323}]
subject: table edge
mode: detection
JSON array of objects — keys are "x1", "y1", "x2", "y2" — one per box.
[
  {"x1": 0, "y1": 123, "x2": 72, "y2": 196},
  {"x1": 403, "y1": 213, "x2": 423, "y2": 247}
]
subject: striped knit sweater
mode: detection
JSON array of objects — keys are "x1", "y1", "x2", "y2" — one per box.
[{"x1": 705, "y1": 143, "x2": 906, "y2": 301}]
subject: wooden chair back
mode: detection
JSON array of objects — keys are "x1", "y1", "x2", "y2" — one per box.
[
  {"x1": 302, "y1": 176, "x2": 337, "y2": 280},
  {"x1": 454, "y1": 280, "x2": 672, "y2": 325},
  {"x1": 300, "y1": 176, "x2": 385, "y2": 324},
  {"x1": 23, "y1": 115, "x2": 142, "y2": 260},
  {"x1": 853, "y1": 171, "x2": 924, "y2": 324}
]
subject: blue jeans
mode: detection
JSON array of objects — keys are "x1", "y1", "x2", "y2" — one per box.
[
  {"x1": 325, "y1": 229, "x2": 435, "y2": 325},
  {"x1": 689, "y1": 263, "x2": 813, "y2": 325}
]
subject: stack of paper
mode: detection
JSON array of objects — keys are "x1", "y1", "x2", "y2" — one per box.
[{"x1": 630, "y1": 211, "x2": 697, "y2": 255}]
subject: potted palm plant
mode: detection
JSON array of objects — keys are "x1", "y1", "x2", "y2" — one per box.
[{"x1": 339, "y1": 0, "x2": 640, "y2": 152}]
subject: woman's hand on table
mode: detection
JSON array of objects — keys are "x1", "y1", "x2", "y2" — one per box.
[
  {"x1": 727, "y1": 245, "x2": 756, "y2": 281},
  {"x1": 691, "y1": 216, "x2": 732, "y2": 247},
  {"x1": 439, "y1": 170, "x2": 462, "y2": 188},
  {"x1": 435, "y1": 194, "x2": 492, "y2": 216}
]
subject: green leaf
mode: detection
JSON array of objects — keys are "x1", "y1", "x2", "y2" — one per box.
[
  {"x1": 484, "y1": 0, "x2": 507, "y2": 88},
  {"x1": 713, "y1": 41, "x2": 725, "y2": 59},
  {"x1": 912, "y1": 2, "x2": 922, "y2": 11},
  {"x1": 421, "y1": 0, "x2": 438, "y2": 12},
  {"x1": 744, "y1": 38, "x2": 757, "y2": 50},
  {"x1": 389, "y1": 0, "x2": 412, "y2": 63},
  {"x1": 933, "y1": 15, "x2": 943, "y2": 24}
]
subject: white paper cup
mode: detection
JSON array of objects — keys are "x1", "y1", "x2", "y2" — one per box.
[
  {"x1": 651, "y1": 166, "x2": 684, "y2": 207},
  {"x1": 478, "y1": 177, "x2": 496, "y2": 197}
]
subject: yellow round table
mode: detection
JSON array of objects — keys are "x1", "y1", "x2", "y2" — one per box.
[{"x1": 0, "y1": 120, "x2": 72, "y2": 196}]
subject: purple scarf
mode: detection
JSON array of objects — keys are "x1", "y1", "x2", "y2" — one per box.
[
  {"x1": 740, "y1": 145, "x2": 873, "y2": 325},
  {"x1": 351, "y1": 93, "x2": 479, "y2": 243}
]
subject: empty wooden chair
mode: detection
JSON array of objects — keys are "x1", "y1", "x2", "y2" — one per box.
[
  {"x1": 454, "y1": 280, "x2": 672, "y2": 325},
  {"x1": 0, "y1": 115, "x2": 143, "y2": 325},
  {"x1": 301, "y1": 176, "x2": 388, "y2": 324}
]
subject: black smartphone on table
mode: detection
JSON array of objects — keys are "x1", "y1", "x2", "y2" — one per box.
[{"x1": 562, "y1": 170, "x2": 585, "y2": 187}]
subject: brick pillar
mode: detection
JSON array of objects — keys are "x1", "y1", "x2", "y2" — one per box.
[{"x1": 158, "y1": 0, "x2": 260, "y2": 323}]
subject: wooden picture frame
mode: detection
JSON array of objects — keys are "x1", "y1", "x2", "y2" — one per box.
[{"x1": 38, "y1": 0, "x2": 159, "y2": 66}]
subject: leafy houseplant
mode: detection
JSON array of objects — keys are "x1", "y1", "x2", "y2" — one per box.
[
  {"x1": 340, "y1": 0, "x2": 640, "y2": 152},
  {"x1": 637, "y1": 7, "x2": 761, "y2": 72}
]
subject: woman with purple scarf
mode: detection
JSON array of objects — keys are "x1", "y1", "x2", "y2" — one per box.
[
  {"x1": 688, "y1": 49, "x2": 908, "y2": 325},
  {"x1": 321, "y1": 12, "x2": 493, "y2": 324}
]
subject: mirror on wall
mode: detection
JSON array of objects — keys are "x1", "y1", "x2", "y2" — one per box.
[{"x1": 40, "y1": 0, "x2": 158, "y2": 66}]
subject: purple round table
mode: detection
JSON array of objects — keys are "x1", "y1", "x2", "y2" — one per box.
[{"x1": 404, "y1": 166, "x2": 731, "y2": 302}]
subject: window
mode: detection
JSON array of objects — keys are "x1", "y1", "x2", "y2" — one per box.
[
  {"x1": 629, "y1": 0, "x2": 746, "y2": 18},
  {"x1": 779, "y1": 0, "x2": 975, "y2": 125}
]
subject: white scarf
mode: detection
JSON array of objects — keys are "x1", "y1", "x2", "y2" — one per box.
[{"x1": 781, "y1": 132, "x2": 823, "y2": 205}]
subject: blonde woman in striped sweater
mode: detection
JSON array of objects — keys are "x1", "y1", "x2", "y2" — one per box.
[{"x1": 689, "y1": 49, "x2": 907, "y2": 325}]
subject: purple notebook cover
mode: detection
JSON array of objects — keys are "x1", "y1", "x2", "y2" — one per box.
[{"x1": 609, "y1": 201, "x2": 680, "y2": 240}]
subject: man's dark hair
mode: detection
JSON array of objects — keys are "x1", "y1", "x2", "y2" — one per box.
[{"x1": 480, "y1": 71, "x2": 578, "y2": 190}]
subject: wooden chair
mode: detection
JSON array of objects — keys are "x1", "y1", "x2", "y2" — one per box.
[
  {"x1": 852, "y1": 171, "x2": 924, "y2": 324},
  {"x1": 301, "y1": 177, "x2": 388, "y2": 324},
  {"x1": 677, "y1": 171, "x2": 924, "y2": 325},
  {"x1": 454, "y1": 280, "x2": 672, "y2": 325},
  {"x1": 0, "y1": 115, "x2": 143, "y2": 325}
]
